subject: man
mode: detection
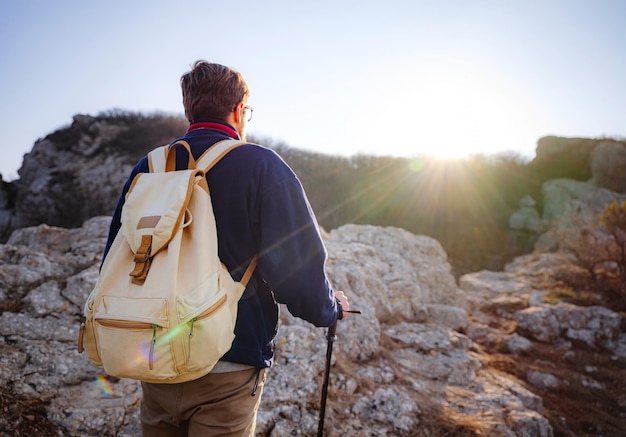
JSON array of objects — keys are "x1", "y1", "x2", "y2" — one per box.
[{"x1": 103, "y1": 60, "x2": 350, "y2": 436}]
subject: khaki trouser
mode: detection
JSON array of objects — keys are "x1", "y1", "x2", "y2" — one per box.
[{"x1": 140, "y1": 368, "x2": 266, "y2": 436}]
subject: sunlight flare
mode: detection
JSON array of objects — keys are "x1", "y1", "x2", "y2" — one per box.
[
  {"x1": 344, "y1": 61, "x2": 537, "y2": 160},
  {"x1": 94, "y1": 374, "x2": 114, "y2": 396}
]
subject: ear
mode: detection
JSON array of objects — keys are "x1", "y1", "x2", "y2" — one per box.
[{"x1": 232, "y1": 102, "x2": 244, "y2": 123}]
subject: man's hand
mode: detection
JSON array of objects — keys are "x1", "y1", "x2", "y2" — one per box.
[{"x1": 335, "y1": 290, "x2": 350, "y2": 319}]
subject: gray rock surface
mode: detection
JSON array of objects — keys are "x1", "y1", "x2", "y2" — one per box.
[
  {"x1": 0, "y1": 113, "x2": 187, "y2": 241},
  {"x1": 1, "y1": 220, "x2": 561, "y2": 436},
  {"x1": 508, "y1": 136, "x2": 626, "y2": 241}
]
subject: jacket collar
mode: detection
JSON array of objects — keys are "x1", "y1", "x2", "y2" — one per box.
[{"x1": 187, "y1": 120, "x2": 240, "y2": 139}]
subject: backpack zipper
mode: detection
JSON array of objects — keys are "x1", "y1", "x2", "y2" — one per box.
[{"x1": 186, "y1": 294, "x2": 228, "y2": 364}]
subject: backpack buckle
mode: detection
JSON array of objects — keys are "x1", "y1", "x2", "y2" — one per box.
[{"x1": 130, "y1": 235, "x2": 153, "y2": 283}]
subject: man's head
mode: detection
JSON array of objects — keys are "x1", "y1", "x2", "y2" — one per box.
[{"x1": 181, "y1": 61, "x2": 250, "y2": 136}]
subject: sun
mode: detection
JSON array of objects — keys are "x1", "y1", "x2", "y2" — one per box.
[
  {"x1": 342, "y1": 63, "x2": 536, "y2": 161},
  {"x1": 402, "y1": 69, "x2": 532, "y2": 159}
]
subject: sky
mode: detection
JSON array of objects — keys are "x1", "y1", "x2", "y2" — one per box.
[{"x1": 1, "y1": 0, "x2": 625, "y2": 180}]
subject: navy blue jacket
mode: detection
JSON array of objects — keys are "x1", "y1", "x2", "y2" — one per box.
[{"x1": 103, "y1": 120, "x2": 339, "y2": 368}]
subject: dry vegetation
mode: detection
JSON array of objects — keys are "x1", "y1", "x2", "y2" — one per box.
[
  {"x1": 555, "y1": 200, "x2": 626, "y2": 312},
  {"x1": 480, "y1": 333, "x2": 626, "y2": 437}
]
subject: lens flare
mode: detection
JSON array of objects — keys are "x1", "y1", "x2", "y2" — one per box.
[
  {"x1": 127, "y1": 323, "x2": 189, "y2": 370},
  {"x1": 409, "y1": 157, "x2": 428, "y2": 173},
  {"x1": 95, "y1": 374, "x2": 114, "y2": 396},
  {"x1": 161, "y1": 323, "x2": 187, "y2": 343}
]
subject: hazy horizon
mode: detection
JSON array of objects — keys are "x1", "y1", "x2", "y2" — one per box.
[{"x1": 2, "y1": 0, "x2": 625, "y2": 180}]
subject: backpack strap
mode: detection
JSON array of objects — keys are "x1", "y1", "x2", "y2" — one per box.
[
  {"x1": 148, "y1": 138, "x2": 258, "y2": 283},
  {"x1": 196, "y1": 139, "x2": 247, "y2": 172},
  {"x1": 148, "y1": 145, "x2": 168, "y2": 173},
  {"x1": 148, "y1": 139, "x2": 245, "y2": 173},
  {"x1": 196, "y1": 139, "x2": 259, "y2": 284},
  {"x1": 240, "y1": 254, "x2": 258, "y2": 286},
  {"x1": 148, "y1": 140, "x2": 197, "y2": 173}
]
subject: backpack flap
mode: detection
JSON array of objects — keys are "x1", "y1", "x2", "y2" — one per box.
[{"x1": 121, "y1": 168, "x2": 205, "y2": 283}]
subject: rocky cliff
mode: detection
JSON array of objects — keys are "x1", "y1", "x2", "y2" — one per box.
[{"x1": 0, "y1": 112, "x2": 188, "y2": 241}]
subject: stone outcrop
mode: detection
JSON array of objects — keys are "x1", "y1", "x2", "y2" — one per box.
[
  {"x1": 0, "y1": 113, "x2": 187, "y2": 242},
  {"x1": 533, "y1": 135, "x2": 626, "y2": 193},
  {"x1": 511, "y1": 137, "x2": 626, "y2": 229},
  {"x1": 509, "y1": 195, "x2": 548, "y2": 234},
  {"x1": 533, "y1": 136, "x2": 597, "y2": 173},
  {"x1": 590, "y1": 141, "x2": 626, "y2": 192},
  {"x1": 507, "y1": 137, "x2": 626, "y2": 256},
  {"x1": 515, "y1": 303, "x2": 620, "y2": 350}
]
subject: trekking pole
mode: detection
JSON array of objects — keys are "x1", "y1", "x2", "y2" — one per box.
[
  {"x1": 317, "y1": 321, "x2": 337, "y2": 437},
  {"x1": 317, "y1": 310, "x2": 361, "y2": 437}
]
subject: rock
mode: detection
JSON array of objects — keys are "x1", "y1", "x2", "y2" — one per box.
[
  {"x1": 5, "y1": 121, "x2": 626, "y2": 435},
  {"x1": 326, "y1": 224, "x2": 467, "y2": 324},
  {"x1": 459, "y1": 269, "x2": 534, "y2": 312},
  {"x1": 460, "y1": 269, "x2": 533, "y2": 296},
  {"x1": 527, "y1": 370, "x2": 559, "y2": 390},
  {"x1": 0, "y1": 112, "x2": 187, "y2": 241},
  {"x1": 444, "y1": 372, "x2": 552, "y2": 437},
  {"x1": 350, "y1": 387, "x2": 420, "y2": 434},
  {"x1": 509, "y1": 195, "x2": 547, "y2": 233},
  {"x1": 415, "y1": 303, "x2": 469, "y2": 332},
  {"x1": 534, "y1": 136, "x2": 596, "y2": 170},
  {"x1": 541, "y1": 179, "x2": 597, "y2": 221},
  {"x1": 590, "y1": 141, "x2": 626, "y2": 193},
  {"x1": 385, "y1": 323, "x2": 479, "y2": 386},
  {"x1": 504, "y1": 333, "x2": 534, "y2": 354},
  {"x1": 515, "y1": 303, "x2": 621, "y2": 351},
  {"x1": 503, "y1": 251, "x2": 580, "y2": 280}
]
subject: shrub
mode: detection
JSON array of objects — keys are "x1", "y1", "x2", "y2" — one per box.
[
  {"x1": 555, "y1": 200, "x2": 626, "y2": 310},
  {"x1": 97, "y1": 110, "x2": 188, "y2": 160},
  {"x1": 598, "y1": 200, "x2": 626, "y2": 308}
]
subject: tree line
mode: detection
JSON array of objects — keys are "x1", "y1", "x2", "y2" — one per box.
[
  {"x1": 256, "y1": 136, "x2": 589, "y2": 276},
  {"x1": 18, "y1": 111, "x2": 595, "y2": 275}
]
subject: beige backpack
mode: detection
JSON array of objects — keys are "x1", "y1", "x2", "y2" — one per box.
[{"x1": 78, "y1": 139, "x2": 256, "y2": 383}]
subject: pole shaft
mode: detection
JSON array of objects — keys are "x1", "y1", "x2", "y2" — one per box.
[{"x1": 317, "y1": 322, "x2": 337, "y2": 437}]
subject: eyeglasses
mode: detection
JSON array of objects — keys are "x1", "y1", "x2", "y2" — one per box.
[{"x1": 244, "y1": 105, "x2": 254, "y2": 122}]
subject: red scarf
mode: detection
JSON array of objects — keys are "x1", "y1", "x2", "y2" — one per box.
[{"x1": 187, "y1": 122, "x2": 239, "y2": 138}]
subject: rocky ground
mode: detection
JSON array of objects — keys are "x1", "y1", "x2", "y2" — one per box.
[{"x1": 1, "y1": 220, "x2": 625, "y2": 436}]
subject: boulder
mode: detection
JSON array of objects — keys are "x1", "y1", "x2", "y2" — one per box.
[
  {"x1": 1, "y1": 113, "x2": 188, "y2": 241},
  {"x1": 509, "y1": 195, "x2": 547, "y2": 233},
  {"x1": 515, "y1": 303, "x2": 621, "y2": 351},
  {"x1": 590, "y1": 141, "x2": 626, "y2": 193},
  {"x1": 534, "y1": 136, "x2": 596, "y2": 169}
]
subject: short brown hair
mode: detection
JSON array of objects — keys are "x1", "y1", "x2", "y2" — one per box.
[{"x1": 180, "y1": 61, "x2": 249, "y2": 122}]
